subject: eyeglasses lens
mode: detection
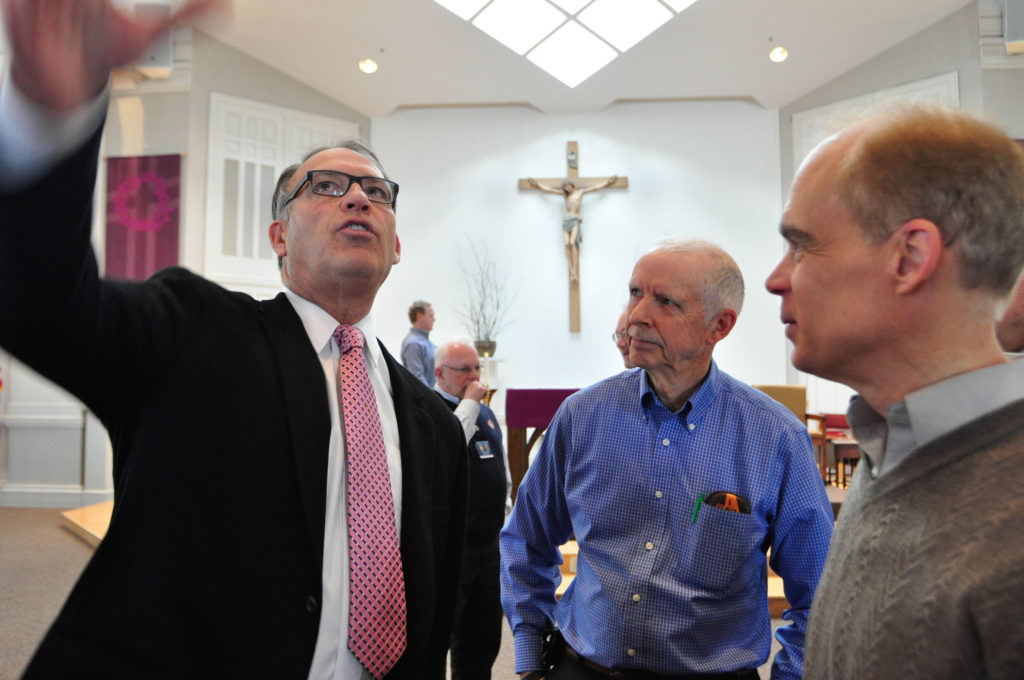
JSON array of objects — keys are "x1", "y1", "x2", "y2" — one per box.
[{"x1": 310, "y1": 170, "x2": 395, "y2": 205}]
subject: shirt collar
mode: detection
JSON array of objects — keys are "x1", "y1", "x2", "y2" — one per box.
[
  {"x1": 638, "y1": 359, "x2": 718, "y2": 424},
  {"x1": 849, "y1": 359, "x2": 1024, "y2": 476},
  {"x1": 434, "y1": 387, "x2": 460, "y2": 404},
  {"x1": 283, "y1": 288, "x2": 382, "y2": 368},
  {"x1": 409, "y1": 327, "x2": 429, "y2": 339}
]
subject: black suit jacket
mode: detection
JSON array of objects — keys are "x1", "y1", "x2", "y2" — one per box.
[{"x1": 0, "y1": 126, "x2": 467, "y2": 679}]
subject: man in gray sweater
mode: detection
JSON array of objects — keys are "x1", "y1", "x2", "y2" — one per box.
[{"x1": 765, "y1": 105, "x2": 1024, "y2": 679}]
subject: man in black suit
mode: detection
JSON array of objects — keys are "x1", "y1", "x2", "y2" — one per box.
[
  {"x1": 432, "y1": 339, "x2": 510, "y2": 680},
  {"x1": 0, "y1": 2, "x2": 467, "y2": 678}
]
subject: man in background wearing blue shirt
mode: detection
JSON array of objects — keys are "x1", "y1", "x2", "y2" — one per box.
[
  {"x1": 500, "y1": 238, "x2": 833, "y2": 680},
  {"x1": 401, "y1": 300, "x2": 436, "y2": 387}
]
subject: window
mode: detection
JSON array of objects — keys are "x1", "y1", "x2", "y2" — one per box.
[{"x1": 205, "y1": 93, "x2": 359, "y2": 297}]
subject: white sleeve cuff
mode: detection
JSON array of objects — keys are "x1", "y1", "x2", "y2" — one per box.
[
  {"x1": 0, "y1": 68, "x2": 109, "y2": 189},
  {"x1": 454, "y1": 398, "x2": 482, "y2": 444}
]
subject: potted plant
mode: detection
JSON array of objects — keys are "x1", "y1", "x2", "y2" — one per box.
[{"x1": 456, "y1": 240, "x2": 515, "y2": 357}]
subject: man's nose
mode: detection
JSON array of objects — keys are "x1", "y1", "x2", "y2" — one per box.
[
  {"x1": 628, "y1": 298, "x2": 650, "y2": 325},
  {"x1": 765, "y1": 256, "x2": 792, "y2": 295},
  {"x1": 341, "y1": 182, "x2": 372, "y2": 212}
]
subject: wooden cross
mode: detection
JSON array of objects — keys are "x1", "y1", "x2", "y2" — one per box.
[{"x1": 518, "y1": 141, "x2": 628, "y2": 333}]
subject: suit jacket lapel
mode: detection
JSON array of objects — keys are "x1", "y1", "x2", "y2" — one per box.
[
  {"x1": 380, "y1": 343, "x2": 436, "y2": 554},
  {"x1": 261, "y1": 293, "x2": 331, "y2": 566}
]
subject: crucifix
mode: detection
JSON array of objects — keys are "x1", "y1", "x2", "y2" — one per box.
[{"x1": 519, "y1": 141, "x2": 628, "y2": 333}]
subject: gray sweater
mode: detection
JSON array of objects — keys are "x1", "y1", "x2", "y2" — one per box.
[{"x1": 804, "y1": 398, "x2": 1024, "y2": 679}]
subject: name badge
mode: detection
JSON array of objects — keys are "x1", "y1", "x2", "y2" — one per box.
[{"x1": 474, "y1": 440, "x2": 494, "y2": 459}]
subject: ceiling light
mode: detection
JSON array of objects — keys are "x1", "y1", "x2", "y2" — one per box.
[
  {"x1": 472, "y1": 0, "x2": 567, "y2": 56},
  {"x1": 527, "y1": 20, "x2": 617, "y2": 88},
  {"x1": 430, "y1": 0, "x2": 694, "y2": 88},
  {"x1": 358, "y1": 58, "x2": 379, "y2": 74},
  {"x1": 769, "y1": 46, "x2": 789, "y2": 63},
  {"x1": 548, "y1": 0, "x2": 592, "y2": 12},
  {"x1": 577, "y1": 0, "x2": 672, "y2": 53},
  {"x1": 432, "y1": 0, "x2": 490, "y2": 21},
  {"x1": 663, "y1": 0, "x2": 698, "y2": 11}
]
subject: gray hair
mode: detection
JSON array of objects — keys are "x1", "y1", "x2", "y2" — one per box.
[
  {"x1": 270, "y1": 138, "x2": 391, "y2": 222},
  {"x1": 836, "y1": 103, "x2": 1024, "y2": 296},
  {"x1": 434, "y1": 337, "x2": 477, "y2": 366},
  {"x1": 647, "y1": 237, "x2": 745, "y2": 322}
]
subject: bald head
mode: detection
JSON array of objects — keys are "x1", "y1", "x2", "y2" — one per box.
[{"x1": 834, "y1": 105, "x2": 1024, "y2": 296}]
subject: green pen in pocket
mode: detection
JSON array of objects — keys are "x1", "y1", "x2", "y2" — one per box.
[{"x1": 691, "y1": 493, "x2": 705, "y2": 523}]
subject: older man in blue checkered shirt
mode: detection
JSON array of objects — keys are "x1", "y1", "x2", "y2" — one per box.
[{"x1": 500, "y1": 238, "x2": 833, "y2": 680}]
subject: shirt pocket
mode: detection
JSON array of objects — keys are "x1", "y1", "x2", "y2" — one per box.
[{"x1": 684, "y1": 504, "x2": 764, "y2": 596}]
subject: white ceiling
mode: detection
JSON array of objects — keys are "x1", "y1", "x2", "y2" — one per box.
[{"x1": 205, "y1": 0, "x2": 974, "y2": 117}]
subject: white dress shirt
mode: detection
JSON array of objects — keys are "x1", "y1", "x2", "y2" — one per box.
[
  {"x1": 0, "y1": 71, "x2": 108, "y2": 188},
  {"x1": 284, "y1": 292, "x2": 404, "y2": 680}
]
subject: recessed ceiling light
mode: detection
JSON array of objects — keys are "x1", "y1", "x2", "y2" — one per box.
[
  {"x1": 358, "y1": 58, "x2": 379, "y2": 74},
  {"x1": 769, "y1": 46, "x2": 789, "y2": 63},
  {"x1": 527, "y1": 20, "x2": 617, "y2": 88},
  {"x1": 577, "y1": 0, "x2": 672, "y2": 53}
]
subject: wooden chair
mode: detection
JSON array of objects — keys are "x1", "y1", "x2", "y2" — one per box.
[
  {"x1": 753, "y1": 384, "x2": 828, "y2": 479},
  {"x1": 820, "y1": 413, "x2": 859, "y2": 487}
]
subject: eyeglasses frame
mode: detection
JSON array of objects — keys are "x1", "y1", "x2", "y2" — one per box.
[
  {"x1": 280, "y1": 169, "x2": 399, "y2": 212},
  {"x1": 442, "y1": 364, "x2": 482, "y2": 374}
]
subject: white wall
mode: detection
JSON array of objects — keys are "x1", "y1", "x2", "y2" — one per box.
[{"x1": 371, "y1": 101, "x2": 790, "y2": 419}]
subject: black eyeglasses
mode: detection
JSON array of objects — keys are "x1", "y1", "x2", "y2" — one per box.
[
  {"x1": 281, "y1": 169, "x2": 399, "y2": 211},
  {"x1": 442, "y1": 364, "x2": 482, "y2": 374}
]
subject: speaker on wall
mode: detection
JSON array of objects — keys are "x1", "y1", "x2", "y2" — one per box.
[
  {"x1": 1005, "y1": 0, "x2": 1024, "y2": 55},
  {"x1": 135, "y1": 2, "x2": 173, "y2": 79}
]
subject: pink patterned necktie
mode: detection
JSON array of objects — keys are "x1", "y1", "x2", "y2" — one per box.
[{"x1": 334, "y1": 325, "x2": 407, "y2": 679}]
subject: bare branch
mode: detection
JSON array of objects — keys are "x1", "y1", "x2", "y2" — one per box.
[{"x1": 456, "y1": 239, "x2": 517, "y2": 341}]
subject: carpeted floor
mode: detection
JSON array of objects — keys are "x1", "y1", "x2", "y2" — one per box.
[
  {"x1": 0, "y1": 507, "x2": 781, "y2": 679},
  {"x1": 0, "y1": 508, "x2": 93, "y2": 680}
]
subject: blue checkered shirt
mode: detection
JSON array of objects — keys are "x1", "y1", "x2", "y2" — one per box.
[{"x1": 500, "y1": 361, "x2": 833, "y2": 680}]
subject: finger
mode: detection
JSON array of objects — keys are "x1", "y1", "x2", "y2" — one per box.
[{"x1": 168, "y1": 0, "x2": 231, "y2": 28}]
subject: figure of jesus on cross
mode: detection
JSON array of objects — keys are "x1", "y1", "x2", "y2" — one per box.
[
  {"x1": 526, "y1": 174, "x2": 618, "y2": 283},
  {"x1": 519, "y1": 142, "x2": 627, "y2": 332}
]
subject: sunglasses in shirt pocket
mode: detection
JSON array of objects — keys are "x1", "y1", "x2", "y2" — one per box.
[{"x1": 704, "y1": 490, "x2": 751, "y2": 515}]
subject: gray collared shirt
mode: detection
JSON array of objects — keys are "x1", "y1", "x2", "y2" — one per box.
[{"x1": 848, "y1": 358, "x2": 1024, "y2": 477}]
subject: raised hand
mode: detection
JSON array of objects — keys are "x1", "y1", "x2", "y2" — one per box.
[
  {"x1": 2, "y1": 0, "x2": 227, "y2": 111},
  {"x1": 465, "y1": 380, "x2": 488, "y2": 402}
]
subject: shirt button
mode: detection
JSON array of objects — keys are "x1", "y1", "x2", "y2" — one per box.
[
  {"x1": 632, "y1": 593, "x2": 641, "y2": 602},
  {"x1": 627, "y1": 649, "x2": 637, "y2": 657},
  {"x1": 662, "y1": 438, "x2": 670, "y2": 446},
  {"x1": 654, "y1": 491, "x2": 663, "y2": 498},
  {"x1": 688, "y1": 423, "x2": 695, "y2": 431},
  {"x1": 305, "y1": 595, "x2": 319, "y2": 614},
  {"x1": 645, "y1": 541, "x2": 654, "y2": 550}
]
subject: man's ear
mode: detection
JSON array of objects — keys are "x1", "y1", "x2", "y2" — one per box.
[
  {"x1": 707, "y1": 309, "x2": 738, "y2": 345},
  {"x1": 393, "y1": 234, "x2": 402, "y2": 265},
  {"x1": 269, "y1": 219, "x2": 287, "y2": 259},
  {"x1": 891, "y1": 219, "x2": 942, "y2": 294}
]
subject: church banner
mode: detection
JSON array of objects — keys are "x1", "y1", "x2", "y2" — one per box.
[{"x1": 105, "y1": 154, "x2": 181, "y2": 281}]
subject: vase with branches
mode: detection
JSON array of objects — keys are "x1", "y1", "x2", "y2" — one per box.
[{"x1": 456, "y1": 240, "x2": 516, "y2": 357}]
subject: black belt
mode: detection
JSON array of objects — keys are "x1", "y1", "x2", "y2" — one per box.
[{"x1": 560, "y1": 640, "x2": 758, "y2": 680}]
